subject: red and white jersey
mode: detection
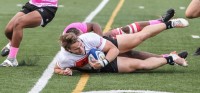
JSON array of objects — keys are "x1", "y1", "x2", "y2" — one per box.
[
  {"x1": 55, "y1": 33, "x2": 106, "y2": 70},
  {"x1": 29, "y1": 0, "x2": 58, "y2": 7},
  {"x1": 62, "y1": 22, "x2": 88, "y2": 35}
]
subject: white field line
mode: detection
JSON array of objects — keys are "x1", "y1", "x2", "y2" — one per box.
[
  {"x1": 28, "y1": 0, "x2": 109, "y2": 93},
  {"x1": 84, "y1": 0, "x2": 109, "y2": 22},
  {"x1": 191, "y1": 35, "x2": 200, "y2": 39}
]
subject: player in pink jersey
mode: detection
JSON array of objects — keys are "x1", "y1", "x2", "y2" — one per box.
[
  {"x1": 63, "y1": 9, "x2": 175, "y2": 37},
  {"x1": 54, "y1": 18, "x2": 189, "y2": 76},
  {"x1": 0, "y1": 0, "x2": 58, "y2": 67},
  {"x1": 185, "y1": 0, "x2": 200, "y2": 55}
]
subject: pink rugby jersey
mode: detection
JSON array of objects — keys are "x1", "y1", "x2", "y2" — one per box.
[
  {"x1": 62, "y1": 22, "x2": 88, "y2": 35},
  {"x1": 55, "y1": 33, "x2": 106, "y2": 70},
  {"x1": 29, "y1": 0, "x2": 58, "y2": 7}
]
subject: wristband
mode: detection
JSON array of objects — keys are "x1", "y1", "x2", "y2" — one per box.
[{"x1": 99, "y1": 59, "x2": 109, "y2": 67}]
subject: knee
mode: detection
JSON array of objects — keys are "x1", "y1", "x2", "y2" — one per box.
[
  {"x1": 13, "y1": 17, "x2": 26, "y2": 29},
  {"x1": 185, "y1": 12, "x2": 194, "y2": 19},
  {"x1": 4, "y1": 24, "x2": 14, "y2": 39},
  {"x1": 185, "y1": 10, "x2": 200, "y2": 19},
  {"x1": 5, "y1": 25, "x2": 13, "y2": 35}
]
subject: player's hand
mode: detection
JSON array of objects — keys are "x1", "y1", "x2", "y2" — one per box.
[
  {"x1": 88, "y1": 59, "x2": 103, "y2": 69},
  {"x1": 63, "y1": 68, "x2": 72, "y2": 76}
]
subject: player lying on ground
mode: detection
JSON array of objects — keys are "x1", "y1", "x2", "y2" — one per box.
[
  {"x1": 54, "y1": 18, "x2": 189, "y2": 76},
  {"x1": 60, "y1": 8, "x2": 187, "y2": 60}
]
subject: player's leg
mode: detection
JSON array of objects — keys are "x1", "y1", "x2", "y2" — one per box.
[
  {"x1": 117, "y1": 57, "x2": 167, "y2": 72},
  {"x1": 1, "y1": 12, "x2": 25, "y2": 57},
  {"x1": 0, "y1": 11, "x2": 42, "y2": 67},
  {"x1": 1, "y1": 3, "x2": 57, "y2": 67},
  {"x1": 117, "y1": 53, "x2": 188, "y2": 73},
  {"x1": 119, "y1": 50, "x2": 188, "y2": 59},
  {"x1": 1, "y1": 2, "x2": 42, "y2": 57},
  {"x1": 5, "y1": 12, "x2": 26, "y2": 40},
  {"x1": 118, "y1": 50, "x2": 160, "y2": 59},
  {"x1": 103, "y1": 8, "x2": 175, "y2": 38},
  {"x1": 185, "y1": 0, "x2": 200, "y2": 19},
  {"x1": 12, "y1": 10, "x2": 42, "y2": 47},
  {"x1": 116, "y1": 18, "x2": 189, "y2": 53}
]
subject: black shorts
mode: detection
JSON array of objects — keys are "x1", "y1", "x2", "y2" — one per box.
[
  {"x1": 100, "y1": 36, "x2": 119, "y2": 73},
  {"x1": 74, "y1": 58, "x2": 118, "y2": 73},
  {"x1": 20, "y1": 2, "x2": 57, "y2": 27},
  {"x1": 103, "y1": 36, "x2": 118, "y2": 47}
]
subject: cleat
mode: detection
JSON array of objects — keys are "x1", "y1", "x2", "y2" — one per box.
[
  {"x1": 171, "y1": 18, "x2": 189, "y2": 28},
  {"x1": 161, "y1": 8, "x2": 175, "y2": 22},
  {"x1": 193, "y1": 47, "x2": 200, "y2": 56},
  {"x1": 169, "y1": 52, "x2": 188, "y2": 67},
  {"x1": 0, "y1": 58, "x2": 18, "y2": 67},
  {"x1": 178, "y1": 51, "x2": 188, "y2": 59},
  {"x1": 1, "y1": 43, "x2": 10, "y2": 57}
]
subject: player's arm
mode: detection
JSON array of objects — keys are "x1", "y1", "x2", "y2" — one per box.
[
  {"x1": 86, "y1": 22, "x2": 103, "y2": 36},
  {"x1": 89, "y1": 40, "x2": 119, "y2": 69},
  {"x1": 102, "y1": 40, "x2": 119, "y2": 63},
  {"x1": 54, "y1": 64, "x2": 72, "y2": 76}
]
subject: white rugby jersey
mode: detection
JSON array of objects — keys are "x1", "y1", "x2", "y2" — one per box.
[
  {"x1": 29, "y1": 0, "x2": 58, "y2": 7},
  {"x1": 55, "y1": 33, "x2": 106, "y2": 70}
]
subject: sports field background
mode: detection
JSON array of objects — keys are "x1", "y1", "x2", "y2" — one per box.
[{"x1": 0, "y1": 0, "x2": 200, "y2": 93}]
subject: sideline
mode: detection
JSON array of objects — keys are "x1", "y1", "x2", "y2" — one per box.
[
  {"x1": 72, "y1": 0, "x2": 125, "y2": 93},
  {"x1": 28, "y1": 0, "x2": 109, "y2": 93}
]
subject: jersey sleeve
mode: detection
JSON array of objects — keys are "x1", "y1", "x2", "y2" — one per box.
[{"x1": 63, "y1": 22, "x2": 88, "y2": 34}]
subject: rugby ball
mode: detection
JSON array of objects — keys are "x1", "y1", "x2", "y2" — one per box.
[{"x1": 88, "y1": 48, "x2": 108, "y2": 67}]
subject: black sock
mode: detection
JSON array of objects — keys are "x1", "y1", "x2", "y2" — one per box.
[
  {"x1": 164, "y1": 21, "x2": 173, "y2": 29},
  {"x1": 164, "y1": 56, "x2": 175, "y2": 65}
]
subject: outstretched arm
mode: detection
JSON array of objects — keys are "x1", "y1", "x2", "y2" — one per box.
[{"x1": 86, "y1": 22, "x2": 103, "y2": 36}]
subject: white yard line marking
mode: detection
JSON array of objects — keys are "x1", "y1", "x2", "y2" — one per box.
[
  {"x1": 28, "y1": 59, "x2": 56, "y2": 93},
  {"x1": 58, "y1": 5, "x2": 64, "y2": 8},
  {"x1": 179, "y1": 6, "x2": 185, "y2": 10},
  {"x1": 28, "y1": 0, "x2": 109, "y2": 93},
  {"x1": 16, "y1": 4, "x2": 23, "y2": 7},
  {"x1": 139, "y1": 6, "x2": 145, "y2": 9},
  {"x1": 191, "y1": 35, "x2": 200, "y2": 39},
  {"x1": 84, "y1": 0, "x2": 109, "y2": 22}
]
